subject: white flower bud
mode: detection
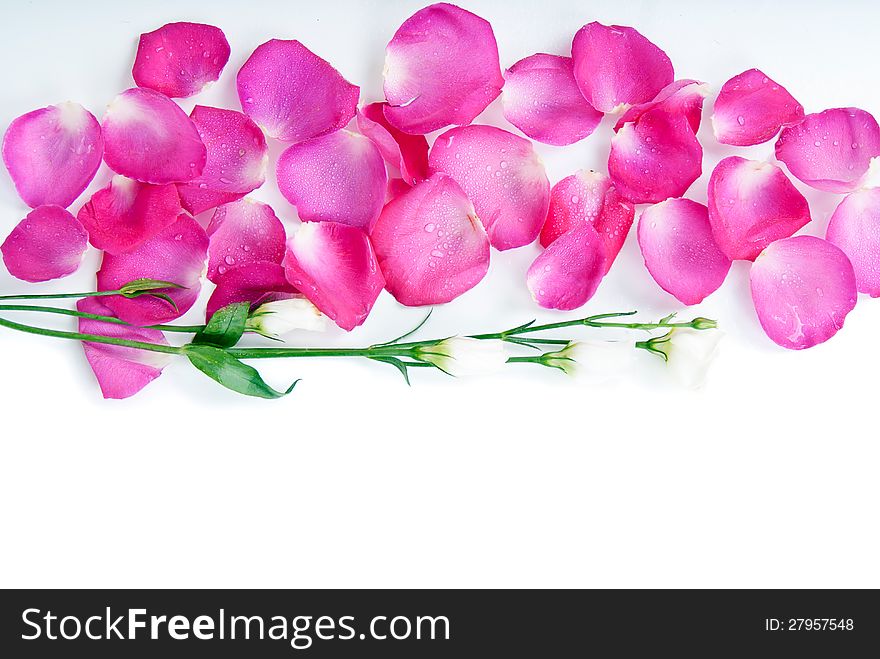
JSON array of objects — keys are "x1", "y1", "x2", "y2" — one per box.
[
  {"x1": 245, "y1": 298, "x2": 327, "y2": 339},
  {"x1": 645, "y1": 328, "x2": 723, "y2": 389},
  {"x1": 417, "y1": 337, "x2": 508, "y2": 377}
]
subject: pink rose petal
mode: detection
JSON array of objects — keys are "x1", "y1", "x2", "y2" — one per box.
[
  {"x1": 371, "y1": 173, "x2": 489, "y2": 306},
  {"x1": 775, "y1": 108, "x2": 880, "y2": 193},
  {"x1": 77, "y1": 297, "x2": 172, "y2": 399},
  {"x1": 526, "y1": 225, "x2": 607, "y2": 310},
  {"x1": 826, "y1": 187, "x2": 880, "y2": 296},
  {"x1": 76, "y1": 175, "x2": 182, "y2": 255},
  {"x1": 276, "y1": 130, "x2": 387, "y2": 231},
  {"x1": 614, "y1": 79, "x2": 707, "y2": 134},
  {"x1": 429, "y1": 125, "x2": 550, "y2": 251},
  {"x1": 2, "y1": 102, "x2": 103, "y2": 208},
  {"x1": 206, "y1": 261, "x2": 296, "y2": 319},
  {"x1": 1, "y1": 205, "x2": 88, "y2": 282},
  {"x1": 501, "y1": 53, "x2": 603, "y2": 146},
  {"x1": 387, "y1": 177, "x2": 413, "y2": 202},
  {"x1": 638, "y1": 198, "x2": 731, "y2": 305},
  {"x1": 237, "y1": 39, "x2": 359, "y2": 143},
  {"x1": 132, "y1": 22, "x2": 231, "y2": 98},
  {"x1": 571, "y1": 22, "x2": 674, "y2": 113},
  {"x1": 750, "y1": 236, "x2": 856, "y2": 350},
  {"x1": 383, "y1": 3, "x2": 504, "y2": 134},
  {"x1": 712, "y1": 69, "x2": 804, "y2": 146},
  {"x1": 176, "y1": 105, "x2": 268, "y2": 215},
  {"x1": 707, "y1": 156, "x2": 811, "y2": 261},
  {"x1": 282, "y1": 222, "x2": 384, "y2": 331},
  {"x1": 206, "y1": 199, "x2": 286, "y2": 282},
  {"x1": 97, "y1": 214, "x2": 208, "y2": 325},
  {"x1": 356, "y1": 103, "x2": 428, "y2": 185},
  {"x1": 102, "y1": 87, "x2": 206, "y2": 184}
]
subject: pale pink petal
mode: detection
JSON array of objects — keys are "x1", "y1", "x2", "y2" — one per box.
[
  {"x1": 707, "y1": 156, "x2": 811, "y2": 261},
  {"x1": 638, "y1": 199, "x2": 731, "y2": 305},
  {"x1": 237, "y1": 39, "x2": 359, "y2": 143},
  {"x1": 276, "y1": 130, "x2": 387, "y2": 231},
  {"x1": 206, "y1": 199, "x2": 286, "y2": 282},
  {"x1": 614, "y1": 79, "x2": 707, "y2": 134},
  {"x1": 102, "y1": 88, "x2": 206, "y2": 184},
  {"x1": 775, "y1": 108, "x2": 880, "y2": 193},
  {"x1": 383, "y1": 3, "x2": 504, "y2": 134},
  {"x1": 608, "y1": 106, "x2": 702, "y2": 204},
  {"x1": 826, "y1": 187, "x2": 880, "y2": 296},
  {"x1": 501, "y1": 53, "x2": 602, "y2": 146},
  {"x1": 1, "y1": 205, "x2": 88, "y2": 282},
  {"x1": 2, "y1": 102, "x2": 103, "y2": 208},
  {"x1": 712, "y1": 69, "x2": 803, "y2": 146},
  {"x1": 282, "y1": 222, "x2": 384, "y2": 331},
  {"x1": 750, "y1": 236, "x2": 856, "y2": 349},
  {"x1": 206, "y1": 261, "x2": 296, "y2": 319},
  {"x1": 176, "y1": 105, "x2": 268, "y2": 215},
  {"x1": 371, "y1": 173, "x2": 489, "y2": 305},
  {"x1": 356, "y1": 103, "x2": 428, "y2": 185},
  {"x1": 76, "y1": 175, "x2": 182, "y2": 255},
  {"x1": 527, "y1": 225, "x2": 607, "y2": 310},
  {"x1": 429, "y1": 125, "x2": 549, "y2": 250},
  {"x1": 132, "y1": 22, "x2": 230, "y2": 98},
  {"x1": 571, "y1": 22, "x2": 674, "y2": 113},
  {"x1": 77, "y1": 297, "x2": 171, "y2": 399},
  {"x1": 97, "y1": 214, "x2": 208, "y2": 325}
]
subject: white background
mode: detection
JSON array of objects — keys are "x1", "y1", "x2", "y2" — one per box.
[{"x1": 1, "y1": 0, "x2": 878, "y2": 588}]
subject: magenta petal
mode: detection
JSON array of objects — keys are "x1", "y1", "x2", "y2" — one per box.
[
  {"x1": 282, "y1": 222, "x2": 384, "y2": 331},
  {"x1": 527, "y1": 225, "x2": 606, "y2": 310},
  {"x1": 750, "y1": 236, "x2": 856, "y2": 350},
  {"x1": 383, "y1": 3, "x2": 504, "y2": 134},
  {"x1": 707, "y1": 156, "x2": 811, "y2": 261},
  {"x1": 276, "y1": 131, "x2": 387, "y2": 231},
  {"x1": 132, "y1": 22, "x2": 230, "y2": 98},
  {"x1": 712, "y1": 69, "x2": 804, "y2": 146},
  {"x1": 614, "y1": 79, "x2": 707, "y2": 134},
  {"x1": 97, "y1": 214, "x2": 208, "y2": 325},
  {"x1": 102, "y1": 88, "x2": 206, "y2": 184},
  {"x1": 2, "y1": 205, "x2": 88, "y2": 282},
  {"x1": 502, "y1": 54, "x2": 602, "y2": 146},
  {"x1": 429, "y1": 125, "x2": 550, "y2": 251},
  {"x1": 176, "y1": 105, "x2": 268, "y2": 215},
  {"x1": 206, "y1": 199, "x2": 286, "y2": 282},
  {"x1": 608, "y1": 106, "x2": 702, "y2": 204},
  {"x1": 237, "y1": 39, "x2": 359, "y2": 143},
  {"x1": 826, "y1": 188, "x2": 880, "y2": 296},
  {"x1": 206, "y1": 261, "x2": 296, "y2": 319},
  {"x1": 638, "y1": 199, "x2": 731, "y2": 305},
  {"x1": 356, "y1": 103, "x2": 428, "y2": 185},
  {"x1": 2, "y1": 102, "x2": 103, "y2": 208},
  {"x1": 77, "y1": 297, "x2": 171, "y2": 399},
  {"x1": 76, "y1": 175, "x2": 182, "y2": 255},
  {"x1": 775, "y1": 108, "x2": 880, "y2": 193},
  {"x1": 571, "y1": 22, "x2": 674, "y2": 113},
  {"x1": 371, "y1": 173, "x2": 489, "y2": 305}
]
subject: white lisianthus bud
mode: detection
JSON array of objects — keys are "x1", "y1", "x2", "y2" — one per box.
[
  {"x1": 245, "y1": 298, "x2": 328, "y2": 339},
  {"x1": 640, "y1": 328, "x2": 723, "y2": 389},
  {"x1": 543, "y1": 340, "x2": 635, "y2": 379},
  {"x1": 417, "y1": 337, "x2": 508, "y2": 376}
]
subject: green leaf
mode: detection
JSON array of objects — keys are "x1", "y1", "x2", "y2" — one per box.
[
  {"x1": 184, "y1": 344, "x2": 298, "y2": 399},
  {"x1": 369, "y1": 356, "x2": 411, "y2": 385},
  {"x1": 120, "y1": 278, "x2": 187, "y2": 312},
  {"x1": 193, "y1": 302, "x2": 249, "y2": 348}
]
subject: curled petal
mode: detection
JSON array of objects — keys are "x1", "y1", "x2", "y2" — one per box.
[
  {"x1": 526, "y1": 225, "x2": 606, "y2": 310},
  {"x1": 206, "y1": 199, "x2": 286, "y2": 282},
  {"x1": 614, "y1": 79, "x2": 708, "y2": 134},
  {"x1": 371, "y1": 173, "x2": 490, "y2": 305},
  {"x1": 132, "y1": 22, "x2": 231, "y2": 98},
  {"x1": 387, "y1": 177, "x2": 413, "y2": 202},
  {"x1": 571, "y1": 22, "x2": 673, "y2": 113},
  {"x1": 206, "y1": 261, "x2": 296, "y2": 319},
  {"x1": 276, "y1": 130, "x2": 387, "y2": 231},
  {"x1": 707, "y1": 156, "x2": 811, "y2": 261},
  {"x1": 429, "y1": 125, "x2": 550, "y2": 251},
  {"x1": 638, "y1": 199, "x2": 731, "y2": 305},
  {"x1": 102, "y1": 87, "x2": 206, "y2": 184},
  {"x1": 502, "y1": 54, "x2": 602, "y2": 146},
  {"x1": 356, "y1": 103, "x2": 428, "y2": 185},
  {"x1": 77, "y1": 175, "x2": 182, "y2": 255},
  {"x1": 97, "y1": 214, "x2": 208, "y2": 325},
  {"x1": 2, "y1": 102, "x2": 103, "y2": 208},
  {"x1": 383, "y1": 3, "x2": 504, "y2": 134},
  {"x1": 750, "y1": 236, "x2": 856, "y2": 349},
  {"x1": 177, "y1": 105, "x2": 268, "y2": 215},
  {"x1": 237, "y1": 39, "x2": 359, "y2": 143},
  {"x1": 825, "y1": 188, "x2": 880, "y2": 296},
  {"x1": 712, "y1": 69, "x2": 804, "y2": 146},
  {"x1": 282, "y1": 222, "x2": 384, "y2": 331},
  {"x1": 1, "y1": 205, "x2": 88, "y2": 282},
  {"x1": 775, "y1": 108, "x2": 880, "y2": 193}
]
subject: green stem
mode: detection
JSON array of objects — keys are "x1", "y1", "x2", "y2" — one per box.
[
  {"x1": 0, "y1": 290, "x2": 122, "y2": 301},
  {"x1": 469, "y1": 312, "x2": 701, "y2": 341},
  {"x1": 0, "y1": 304, "x2": 203, "y2": 333}
]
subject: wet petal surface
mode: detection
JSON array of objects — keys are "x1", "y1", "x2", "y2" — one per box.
[
  {"x1": 357, "y1": 103, "x2": 428, "y2": 185},
  {"x1": 825, "y1": 187, "x2": 880, "y2": 296},
  {"x1": 206, "y1": 199, "x2": 286, "y2": 282},
  {"x1": 526, "y1": 225, "x2": 606, "y2": 310},
  {"x1": 2, "y1": 205, "x2": 88, "y2": 282},
  {"x1": 206, "y1": 261, "x2": 296, "y2": 319}
]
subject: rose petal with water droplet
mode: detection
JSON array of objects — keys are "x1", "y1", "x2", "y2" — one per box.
[
  {"x1": 526, "y1": 224, "x2": 606, "y2": 310},
  {"x1": 206, "y1": 261, "x2": 297, "y2": 319},
  {"x1": 826, "y1": 187, "x2": 880, "y2": 296},
  {"x1": 614, "y1": 79, "x2": 707, "y2": 134},
  {"x1": 356, "y1": 103, "x2": 428, "y2": 185},
  {"x1": 1, "y1": 205, "x2": 88, "y2": 282},
  {"x1": 712, "y1": 69, "x2": 804, "y2": 146},
  {"x1": 205, "y1": 199, "x2": 286, "y2": 282}
]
